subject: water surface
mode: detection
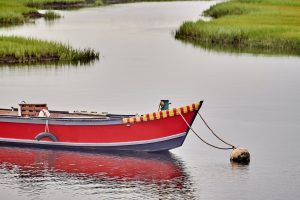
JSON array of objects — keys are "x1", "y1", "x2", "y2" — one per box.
[{"x1": 0, "y1": 2, "x2": 299, "y2": 200}]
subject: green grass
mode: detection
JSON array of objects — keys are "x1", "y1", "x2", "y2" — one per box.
[
  {"x1": 0, "y1": 0, "x2": 100, "y2": 64},
  {"x1": 0, "y1": 0, "x2": 104, "y2": 27},
  {"x1": 17, "y1": 0, "x2": 86, "y2": 9},
  {"x1": 0, "y1": 0, "x2": 36, "y2": 25},
  {"x1": 44, "y1": 10, "x2": 61, "y2": 20},
  {"x1": 18, "y1": 0, "x2": 84, "y2": 4},
  {"x1": 0, "y1": 36, "x2": 99, "y2": 64},
  {"x1": 16, "y1": 0, "x2": 105, "y2": 10},
  {"x1": 175, "y1": 0, "x2": 300, "y2": 56}
]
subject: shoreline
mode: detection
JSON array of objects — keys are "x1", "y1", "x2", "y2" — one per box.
[
  {"x1": 175, "y1": 0, "x2": 300, "y2": 56},
  {"x1": 0, "y1": 36, "x2": 99, "y2": 65},
  {"x1": 0, "y1": 0, "x2": 101, "y2": 65}
]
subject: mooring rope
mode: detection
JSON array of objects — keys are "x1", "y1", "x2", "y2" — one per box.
[
  {"x1": 179, "y1": 112, "x2": 235, "y2": 150},
  {"x1": 197, "y1": 113, "x2": 236, "y2": 149}
]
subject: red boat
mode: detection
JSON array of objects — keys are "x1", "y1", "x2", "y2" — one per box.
[{"x1": 0, "y1": 101, "x2": 203, "y2": 152}]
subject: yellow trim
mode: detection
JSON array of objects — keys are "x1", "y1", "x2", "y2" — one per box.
[
  {"x1": 129, "y1": 118, "x2": 134, "y2": 123},
  {"x1": 169, "y1": 109, "x2": 174, "y2": 117},
  {"x1": 188, "y1": 104, "x2": 194, "y2": 112},
  {"x1": 155, "y1": 112, "x2": 160, "y2": 119},
  {"x1": 142, "y1": 115, "x2": 148, "y2": 122},
  {"x1": 122, "y1": 102, "x2": 201, "y2": 124},
  {"x1": 176, "y1": 108, "x2": 181, "y2": 115},
  {"x1": 149, "y1": 113, "x2": 154, "y2": 120},
  {"x1": 136, "y1": 117, "x2": 141, "y2": 123},
  {"x1": 183, "y1": 106, "x2": 188, "y2": 113},
  {"x1": 162, "y1": 111, "x2": 167, "y2": 118}
]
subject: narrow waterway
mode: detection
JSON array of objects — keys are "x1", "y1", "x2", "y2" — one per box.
[{"x1": 0, "y1": 2, "x2": 299, "y2": 200}]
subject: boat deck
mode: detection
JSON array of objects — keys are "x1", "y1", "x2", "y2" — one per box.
[
  {"x1": 0, "y1": 109, "x2": 18, "y2": 116},
  {"x1": 0, "y1": 108, "x2": 109, "y2": 119}
]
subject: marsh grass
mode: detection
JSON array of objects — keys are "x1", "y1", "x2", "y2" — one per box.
[
  {"x1": 0, "y1": 0, "x2": 103, "y2": 27},
  {"x1": 17, "y1": 0, "x2": 85, "y2": 7},
  {"x1": 17, "y1": 0, "x2": 103, "y2": 9},
  {"x1": 44, "y1": 10, "x2": 61, "y2": 20},
  {"x1": 0, "y1": 36, "x2": 99, "y2": 64},
  {"x1": 0, "y1": 0, "x2": 36, "y2": 25},
  {"x1": 176, "y1": 0, "x2": 300, "y2": 56},
  {"x1": 0, "y1": 0, "x2": 100, "y2": 64},
  {"x1": 23, "y1": 0, "x2": 85, "y2": 10}
]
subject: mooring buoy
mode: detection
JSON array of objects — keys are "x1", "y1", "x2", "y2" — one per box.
[
  {"x1": 179, "y1": 109, "x2": 250, "y2": 164},
  {"x1": 230, "y1": 148, "x2": 250, "y2": 164}
]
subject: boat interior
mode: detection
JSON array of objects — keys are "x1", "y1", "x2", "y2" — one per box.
[{"x1": 0, "y1": 103, "x2": 132, "y2": 119}]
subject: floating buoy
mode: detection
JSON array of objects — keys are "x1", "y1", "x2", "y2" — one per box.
[
  {"x1": 179, "y1": 108, "x2": 250, "y2": 164},
  {"x1": 230, "y1": 148, "x2": 250, "y2": 164}
]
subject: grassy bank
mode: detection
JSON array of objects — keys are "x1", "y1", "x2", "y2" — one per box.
[
  {"x1": 0, "y1": 0, "x2": 100, "y2": 65},
  {"x1": 175, "y1": 0, "x2": 300, "y2": 56},
  {"x1": 0, "y1": 36, "x2": 99, "y2": 64},
  {"x1": 21, "y1": 0, "x2": 105, "y2": 9},
  {"x1": 0, "y1": 0, "x2": 37, "y2": 26},
  {"x1": 17, "y1": 0, "x2": 91, "y2": 9},
  {"x1": 0, "y1": 0, "x2": 103, "y2": 26}
]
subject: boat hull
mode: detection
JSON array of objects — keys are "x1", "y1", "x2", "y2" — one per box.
[{"x1": 0, "y1": 102, "x2": 202, "y2": 152}]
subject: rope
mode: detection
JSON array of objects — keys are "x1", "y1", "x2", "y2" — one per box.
[
  {"x1": 45, "y1": 119, "x2": 50, "y2": 133},
  {"x1": 179, "y1": 112, "x2": 234, "y2": 150},
  {"x1": 197, "y1": 113, "x2": 236, "y2": 149},
  {"x1": 158, "y1": 103, "x2": 161, "y2": 111}
]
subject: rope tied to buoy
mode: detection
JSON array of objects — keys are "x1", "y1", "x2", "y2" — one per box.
[
  {"x1": 197, "y1": 112, "x2": 236, "y2": 149},
  {"x1": 179, "y1": 112, "x2": 235, "y2": 150},
  {"x1": 179, "y1": 108, "x2": 250, "y2": 164}
]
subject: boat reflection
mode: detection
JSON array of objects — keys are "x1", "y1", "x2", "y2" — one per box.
[
  {"x1": 0, "y1": 146, "x2": 186, "y2": 183},
  {"x1": 0, "y1": 147, "x2": 197, "y2": 198}
]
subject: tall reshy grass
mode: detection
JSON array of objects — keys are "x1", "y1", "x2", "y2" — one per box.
[
  {"x1": 16, "y1": 0, "x2": 85, "y2": 7},
  {"x1": 44, "y1": 10, "x2": 61, "y2": 20},
  {"x1": 0, "y1": 0, "x2": 36, "y2": 25},
  {"x1": 176, "y1": 0, "x2": 300, "y2": 56},
  {"x1": 0, "y1": 36, "x2": 99, "y2": 64}
]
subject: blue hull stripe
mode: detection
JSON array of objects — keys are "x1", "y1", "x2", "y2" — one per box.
[{"x1": 0, "y1": 132, "x2": 186, "y2": 152}]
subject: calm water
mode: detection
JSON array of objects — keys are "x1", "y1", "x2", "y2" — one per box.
[{"x1": 0, "y1": 1, "x2": 300, "y2": 199}]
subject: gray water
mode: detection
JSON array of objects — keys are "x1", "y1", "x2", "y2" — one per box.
[{"x1": 0, "y1": 1, "x2": 300, "y2": 199}]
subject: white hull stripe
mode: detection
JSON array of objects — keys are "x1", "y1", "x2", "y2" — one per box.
[{"x1": 0, "y1": 132, "x2": 186, "y2": 147}]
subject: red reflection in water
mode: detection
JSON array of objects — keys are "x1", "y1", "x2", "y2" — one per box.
[{"x1": 0, "y1": 147, "x2": 184, "y2": 183}]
